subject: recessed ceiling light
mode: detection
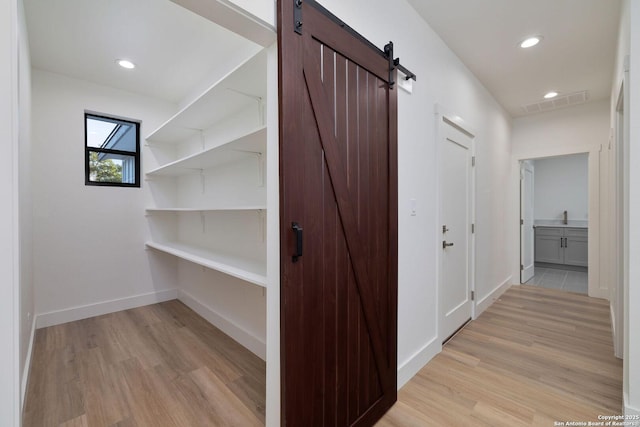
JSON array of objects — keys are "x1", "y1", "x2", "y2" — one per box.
[
  {"x1": 544, "y1": 91, "x2": 559, "y2": 99},
  {"x1": 116, "y1": 59, "x2": 135, "y2": 69},
  {"x1": 519, "y1": 36, "x2": 542, "y2": 48}
]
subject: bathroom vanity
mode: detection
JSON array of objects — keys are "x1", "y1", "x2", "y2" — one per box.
[{"x1": 534, "y1": 220, "x2": 588, "y2": 267}]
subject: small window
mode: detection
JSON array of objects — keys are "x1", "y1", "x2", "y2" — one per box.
[{"x1": 85, "y1": 113, "x2": 140, "y2": 187}]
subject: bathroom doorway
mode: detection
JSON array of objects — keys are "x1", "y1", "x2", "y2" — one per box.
[{"x1": 520, "y1": 153, "x2": 589, "y2": 294}]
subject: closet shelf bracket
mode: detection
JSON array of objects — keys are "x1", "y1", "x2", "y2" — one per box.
[{"x1": 199, "y1": 129, "x2": 206, "y2": 151}]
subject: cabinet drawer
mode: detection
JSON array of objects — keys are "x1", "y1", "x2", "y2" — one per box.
[
  {"x1": 565, "y1": 228, "x2": 588, "y2": 238},
  {"x1": 534, "y1": 227, "x2": 563, "y2": 237}
]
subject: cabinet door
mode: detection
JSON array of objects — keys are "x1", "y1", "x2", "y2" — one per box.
[
  {"x1": 564, "y1": 229, "x2": 588, "y2": 266},
  {"x1": 535, "y1": 228, "x2": 564, "y2": 264}
]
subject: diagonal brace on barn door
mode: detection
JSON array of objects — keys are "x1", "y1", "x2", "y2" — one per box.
[{"x1": 301, "y1": 35, "x2": 392, "y2": 393}]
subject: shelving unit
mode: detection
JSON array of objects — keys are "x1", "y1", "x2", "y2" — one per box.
[
  {"x1": 145, "y1": 241, "x2": 267, "y2": 287},
  {"x1": 146, "y1": 50, "x2": 267, "y2": 144},
  {"x1": 142, "y1": 5, "x2": 278, "y2": 424},
  {"x1": 146, "y1": 126, "x2": 266, "y2": 177},
  {"x1": 146, "y1": 206, "x2": 266, "y2": 212},
  {"x1": 145, "y1": 40, "x2": 270, "y2": 300}
]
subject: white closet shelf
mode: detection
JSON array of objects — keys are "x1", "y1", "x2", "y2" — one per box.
[
  {"x1": 146, "y1": 241, "x2": 267, "y2": 288},
  {"x1": 146, "y1": 207, "x2": 266, "y2": 212},
  {"x1": 146, "y1": 49, "x2": 267, "y2": 144},
  {"x1": 170, "y1": 0, "x2": 276, "y2": 48},
  {"x1": 146, "y1": 126, "x2": 266, "y2": 176}
]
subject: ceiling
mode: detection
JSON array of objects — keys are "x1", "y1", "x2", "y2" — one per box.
[
  {"x1": 25, "y1": 0, "x2": 622, "y2": 117},
  {"x1": 406, "y1": 0, "x2": 622, "y2": 117},
  {"x1": 24, "y1": 0, "x2": 260, "y2": 104}
]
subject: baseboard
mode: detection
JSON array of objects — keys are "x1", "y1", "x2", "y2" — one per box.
[
  {"x1": 475, "y1": 276, "x2": 512, "y2": 317},
  {"x1": 396, "y1": 336, "x2": 441, "y2": 390},
  {"x1": 610, "y1": 302, "x2": 616, "y2": 337},
  {"x1": 177, "y1": 289, "x2": 266, "y2": 361},
  {"x1": 610, "y1": 302, "x2": 623, "y2": 359},
  {"x1": 535, "y1": 262, "x2": 587, "y2": 272},
  {"x1": 625, "y1": 392, "x2": 640, "y2": 415},
  {"x1": 21, "y1": 315, "x2": 36, "y2": 412},
  {"x1": 36, "y1": 289, "x2": 179, "y2": 328},
  {"x1": 589, "y1": 287, "x2": 609, "y2": 300}
]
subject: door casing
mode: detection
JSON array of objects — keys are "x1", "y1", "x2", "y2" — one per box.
[{"x1": 520, "y1": 160, "x2": 535, "y2": 283}]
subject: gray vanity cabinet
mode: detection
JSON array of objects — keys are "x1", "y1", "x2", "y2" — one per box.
[
  {"x1": 563, "y1": 228, "x2": 588, "y2": 267},
  {"x1": 535, "y1": 227, "x2": 564, "y2": 264},
  {"x1": 535, "y1": 227, "x2": 588, "y2": 267}
]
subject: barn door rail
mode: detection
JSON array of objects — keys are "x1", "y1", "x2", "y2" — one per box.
[{"x1": 293, "y1": 0, "x2": 417, "y2": 88}]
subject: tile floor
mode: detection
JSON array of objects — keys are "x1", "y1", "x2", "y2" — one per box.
[{"x1": 524, "y1": 266, "x2": 588, "y2": 294}]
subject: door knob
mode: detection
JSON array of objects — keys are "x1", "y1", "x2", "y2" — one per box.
[{"x1": 442, "y1": 240, "x2": 454, "y2": 249}]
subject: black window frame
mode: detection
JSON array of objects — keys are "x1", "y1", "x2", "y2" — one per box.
[{"x1": 84, "y1": 112, "x2": 141, "y2": 188}]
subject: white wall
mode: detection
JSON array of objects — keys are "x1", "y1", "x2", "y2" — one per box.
[
  {"x1": 533, "y1": 154, "x2": 589, "y2": 221},
  {"x1": 621, "y1": 0, "x2": 640, "y2": 416},
  {"x1": 31, "y1": 69, "x2": 179, "y2": 326},
  {"x1": 510, "y1": 100, "x2": 609, "y2": 297},
  {"x1": 512, "y1": 100, "x2": 609, "y2": 159},
  {"x1": 17, "y1": 0, "x2": 34, "y2": 411},
  {"x1": 0, "y1": 0, "x2": 34, "y2": 422},
  {"x1": 0, "y1": 0, "x2": 20, "y2": 424},
  {"x1": 314, "y1": 0, "x2": 513, "y2": 387},
  {"x1": 610, "y1": 0, "x2": 630, "y2": 412}
]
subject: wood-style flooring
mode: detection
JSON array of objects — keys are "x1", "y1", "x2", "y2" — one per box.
[
  {"x1": 377, "y1": 285, "x2": 623, "y2": 426},
  {"x1": 24, "y1": 285, "x2": 622, "y2": 426},
  {"x1": 23, "y1": 300, "x2": 265, "y2": 427}
]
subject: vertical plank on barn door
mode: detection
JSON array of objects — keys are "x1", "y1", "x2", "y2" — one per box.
[{"x1": 278, "y1": 1, "x2": 398, "y2": 426}]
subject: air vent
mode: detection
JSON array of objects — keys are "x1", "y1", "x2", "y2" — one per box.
[{"x1": 521, "y1": 90, "x2": 590, "y2": 115}]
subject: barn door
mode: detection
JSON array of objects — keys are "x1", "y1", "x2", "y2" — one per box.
[{"x1": 278, "y1": 0, "x2": 398, "y2": 425}]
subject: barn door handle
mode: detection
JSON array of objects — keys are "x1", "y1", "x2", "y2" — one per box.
[{"x1": 292, "y1": 222, "x2": 303, "y2": 262}]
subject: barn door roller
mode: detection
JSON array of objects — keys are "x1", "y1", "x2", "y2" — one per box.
[
  {"x1": 292, "y1": 0, "x2": 417, "y2": 88},
  {"x1": 384, "y1": 41, "x2": 417, "y2": 89},
  {"x1": 294, "y1": 0, "x2": 303, "y2": 34}
]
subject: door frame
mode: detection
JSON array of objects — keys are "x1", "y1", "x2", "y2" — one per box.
[
  {"x1": 520, "y1": 160, "x2": 535, "y2": 283},
  {"x1": 1, "y1": 0, "x2": 21, "y2": 423},
  {"x1": 512, "y1": 151, "x2": 600, "y2": 298},
  {"x1": 435, "y1": 104, "x2": 476, "y2": 340},
  {"x1": 613, "y1": 64, "x2": 629, "y2": 360}
]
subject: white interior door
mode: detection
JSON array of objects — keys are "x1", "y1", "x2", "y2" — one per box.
[
  {"x1": 440, "y1": 119, "x2": 473, "y2": 341},
  {"x1": 521, "y1": 161, "x2": 535, "y2": 283}
]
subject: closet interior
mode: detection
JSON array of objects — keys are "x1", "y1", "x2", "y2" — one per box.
[{"x1": 143, "y1": 2, "x2": 279, "y2": 424}]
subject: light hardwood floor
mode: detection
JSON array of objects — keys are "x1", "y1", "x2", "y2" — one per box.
[
  {"x1": 24, "y1": 286, "x2": 621, "y2": 426},
  {"x1": 23, "y1": 300, "x2": 265, "y2": 427},
  {"x1": 377, "y1": 285, "x2": 623, "y2": 426}
]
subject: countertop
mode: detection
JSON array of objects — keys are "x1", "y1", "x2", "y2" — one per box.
[{"x1": 534, "y1": 220, "x2": 588, "y2": 229}]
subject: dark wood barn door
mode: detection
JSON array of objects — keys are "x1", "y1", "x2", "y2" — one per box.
[{"x1": 278, "y1": 1, "x2": 398, "y2": 425}]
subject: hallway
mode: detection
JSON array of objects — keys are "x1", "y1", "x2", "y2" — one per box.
[{"x1": 377, "y1": 285, "x2": 622, "y2": 426}]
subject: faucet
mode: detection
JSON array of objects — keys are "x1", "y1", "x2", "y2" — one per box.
[{"x1": 563, "y1": 210, "x2": 568, "y2": 225}]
